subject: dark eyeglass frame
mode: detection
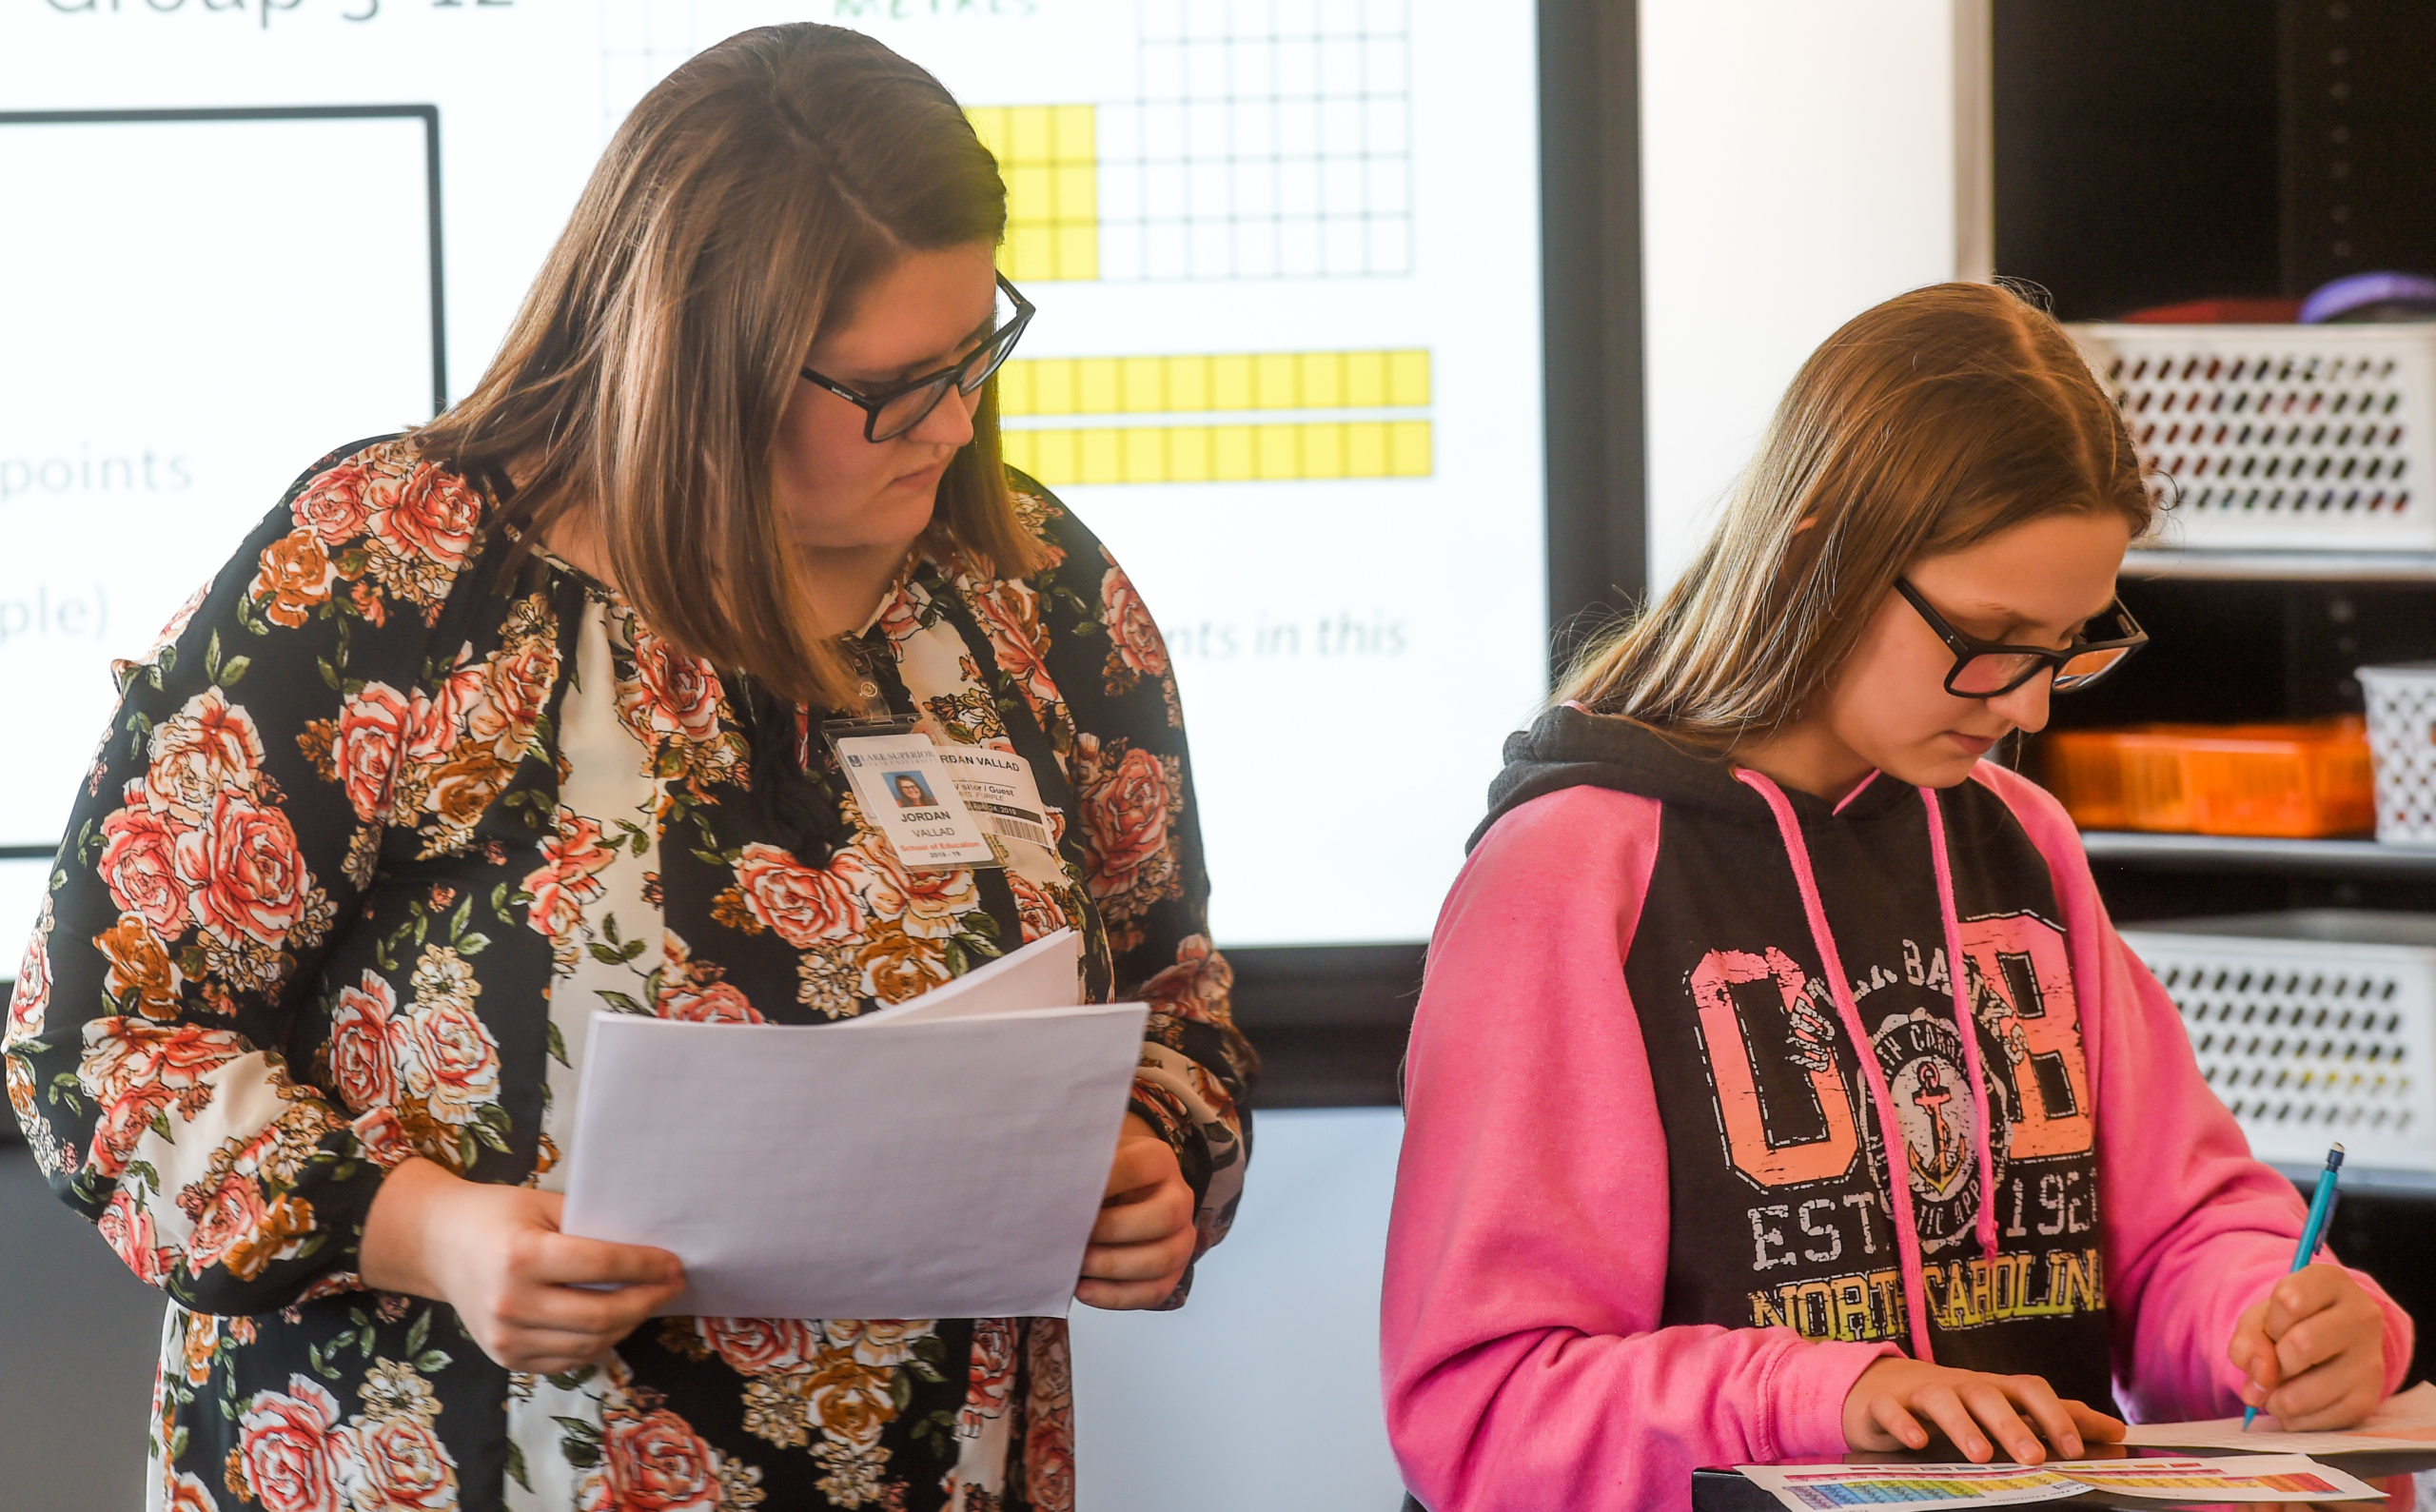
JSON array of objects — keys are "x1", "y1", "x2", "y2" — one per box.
[
  {"x1": 1895, "y1": 578, "x2": 2149, "y2": 697},
  {"x1": 799, "y1": 272, "x2": 1036, "y2": 442}
]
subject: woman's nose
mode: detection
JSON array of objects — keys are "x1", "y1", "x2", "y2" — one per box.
[
  {"x1": 910, "y1": 382, "x2": 979, "y2": 449},
  {"x1": 1988, "y1": 672, "x2": 2053, "y2": 735}
]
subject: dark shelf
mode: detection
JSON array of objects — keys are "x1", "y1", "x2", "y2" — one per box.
[
  {"x1": 1228, "y1": 942, "x2": 1421, "y2": 1110},
  {"x1": 2080, "y1": 832, "x2": 2436, "y2": 879}
]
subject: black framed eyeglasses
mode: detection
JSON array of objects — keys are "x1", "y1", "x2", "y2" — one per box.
[
  {"x1": 799, "y1": 273, "x2": 1035, "y2": 442},
  {"x1": 1896, "y1": 578, "x2": 2148, "y2": 697}
]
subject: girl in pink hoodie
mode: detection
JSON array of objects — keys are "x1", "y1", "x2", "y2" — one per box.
[{"x1": 1382, "y1": 283, "x2": 2415, "y2": 1511}]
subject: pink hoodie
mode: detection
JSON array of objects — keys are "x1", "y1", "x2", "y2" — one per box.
[{"x1": 1382, "y1": 728, "x2": 2412, "y2": 1512}]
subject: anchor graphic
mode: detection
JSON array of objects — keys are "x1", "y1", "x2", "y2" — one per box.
[{"x1": 1909, "y1": 1061, "x2": 1965, "y2": 1188}]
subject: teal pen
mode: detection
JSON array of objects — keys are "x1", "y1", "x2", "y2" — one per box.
[{"x1": 2246, "y1": 1143, "x2": 2346, "y2": 1430}]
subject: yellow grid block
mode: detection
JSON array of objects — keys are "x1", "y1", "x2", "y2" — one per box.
[
  {"x1": 1078, "y1": 428, "x2": 1123, "y2": 484},
  {"x1": 1000, "y1": 422, "x2": 1434, "y2": 485},
  {"x1": 1120, "y1": 357, "x2": 1165, "y2": 413},
  {"x1": 997, "y1": 349, "x2": 1431, "y2": 417},
  {"x1": 1303, "y1": 423, "x2": 1345, "y2": 478},
  {"x1": 1210, "y1": 356, "x2": 1254, "y2": 411},
  {"x1": 1211, "y1": 426, "x2": 1255, "y2": 480},
  {"x1": 1076, "y1": 358, "x2": 1121, "y2": 414},
  {"x1": 966, "y1": 104, "x2": 1098, "y2": 282}
]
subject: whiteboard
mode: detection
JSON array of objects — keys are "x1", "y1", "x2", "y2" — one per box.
[
  {"x1": 0, "y1": 0, "x2": 1546, "y2": 949},
  {"x1": 0, "y1": 110, "x2": 438, "y2": 850}
]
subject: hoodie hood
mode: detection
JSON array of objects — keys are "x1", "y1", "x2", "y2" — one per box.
[{"x1": 1475, "y1": 702, "x2": 1916, "y2": 851}]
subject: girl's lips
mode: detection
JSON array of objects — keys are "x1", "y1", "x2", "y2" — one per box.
[
  {"x1": 1946, "y1": 731, "x2": 1999, "y2": 756},
  {"x1": 891, "y1": 457, "x2": 951, "y2": 488}
]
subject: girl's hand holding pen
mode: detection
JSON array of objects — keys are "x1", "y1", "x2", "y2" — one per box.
[{"x1": 2229, "y1": 1266, "x2": 2390, "y2": 1431}]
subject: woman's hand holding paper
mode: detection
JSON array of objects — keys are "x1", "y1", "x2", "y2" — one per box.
[
  {"x1": 2230, "y1": 1265, "x2": 2390, "y2": 1429},
  {"x1": 361, "y1": 1156, "x2": 688, "y2": 1374},
  {"x1": 1076, "y1": 1113, "x2": 1197, "y2": 1310}
]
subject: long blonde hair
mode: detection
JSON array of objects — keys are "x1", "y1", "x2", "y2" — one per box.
[
  {"x1": 414, "y1": 23, "x2": 1045, "y2": 710},
  {"x1": 1562, "y1": 282, "x2": 2155, "y2": 743}
]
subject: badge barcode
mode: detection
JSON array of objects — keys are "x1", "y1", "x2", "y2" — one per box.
[{"x1": 988, "y1": 816, "x2": 1052, "y2": 848}]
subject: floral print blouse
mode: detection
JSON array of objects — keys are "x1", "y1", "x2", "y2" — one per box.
[{"x1": 5, "y1": 436, "x2": 1254, "y2": 1512}]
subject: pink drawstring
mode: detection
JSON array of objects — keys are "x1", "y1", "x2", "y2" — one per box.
[
  {"x1": 1831, "y1": 770, "x2": 1880, "y2": 816},
  {"x1": 1735, "y1": 768, "x2": 1939, "y2": 1363},
  {"x1": 1922, "y1": 789, "x2": 2003, "y2": 1265}
]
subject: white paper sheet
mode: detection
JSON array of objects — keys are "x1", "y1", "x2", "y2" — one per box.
[
  {"x1": 842, "y1": 928, "x2": 1081, "y2": 1028},
  {"x1": 2050, "y1": 1455, "x2": 2380, "y2": 1502},
  {"x1": 559, "y1": 987, "x2": 1148, "y2": 1321},
  {"x1": 2121, "y1": 1380, "x2": 2436, "y2": 1455}
]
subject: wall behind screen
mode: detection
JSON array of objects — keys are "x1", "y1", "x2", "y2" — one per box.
[
  {"x1": 1639, "y1": 0, "x2": 1979, "y2": 589},
  {"x1": 0, "y1": 0, "x2": 1543, "y2": 952}
]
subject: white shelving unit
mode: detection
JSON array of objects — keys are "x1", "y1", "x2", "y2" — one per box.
[
  {"x1": 2080, "y1": 831, "x2": 2436, "y2": 877},
  {"x1": 2124, "y1": 548, "x2": 2436, "y2": 581}
]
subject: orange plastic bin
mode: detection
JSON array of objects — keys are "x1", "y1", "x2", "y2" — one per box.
[{"x1": 2039, "y1": 718, "x2": 2375, "y2": 838}]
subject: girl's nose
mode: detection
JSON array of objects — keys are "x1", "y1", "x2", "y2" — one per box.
[{"x1": 1987, "y1": 672, "x2": 2054, "y2": 735}]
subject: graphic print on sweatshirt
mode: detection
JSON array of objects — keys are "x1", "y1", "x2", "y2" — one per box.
[{"x1": 1633, "y1": 776, "x2": 2117, "y2": 1409}]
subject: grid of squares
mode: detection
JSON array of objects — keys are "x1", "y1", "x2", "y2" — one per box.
[
  {"x1": 1097, "y1": 0, "x2": 1413, "y2": 281},
  {"x1": 1002, "y1": 420, "x2": 1431, "y2": 485},
  {"x1": 599, "y1": 0, "x2": 695, "y2": 140},
  {"x1": 998, "y1": 349, "x2": 1429, "y2": 415},
  {"x1": 967, "y1": 106, "x2": 1101, "y2": 282}
]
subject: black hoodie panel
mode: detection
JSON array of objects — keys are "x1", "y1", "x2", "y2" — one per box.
[{"x1": 1484, "y1": 709, "x2": 2119, "y2": 1413}]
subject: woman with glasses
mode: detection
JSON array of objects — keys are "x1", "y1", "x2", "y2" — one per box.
[
  {"x1": 7, "y1": 24, "x2": 1251, "y2": 1511},
  {"x1": 1380, "y1": 283, "x2": 2410, "y2": 1512}
]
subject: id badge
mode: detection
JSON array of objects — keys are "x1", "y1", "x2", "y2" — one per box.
[
  {"x1": 823, "y1": 720, "x2": 999, "y2": 871},
  {"x1": 933, "y1": 744, "x2": 1056, "y2": 853}
]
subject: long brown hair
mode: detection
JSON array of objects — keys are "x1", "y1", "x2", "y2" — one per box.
[
  {"x1": 415, "y1": 23, "x2": 1044, "y2": 710},
  {"x1": 1562, "y1": 282, "x2": 2156, "y2": 744}
]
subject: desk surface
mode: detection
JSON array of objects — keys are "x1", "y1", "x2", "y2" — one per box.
[{"x1": 1693, "y1": 1449, "x2": 2436, "y2": 1511}]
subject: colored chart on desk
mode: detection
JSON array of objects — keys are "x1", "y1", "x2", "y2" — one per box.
[
  {"x1": 0, "y1": 0, "x2": 1543, "y2": 949},
  {"x1": 1739, "y1": 1463, "x2": 2084, "y2": 1512},
  {"x1": 1782, "y1": 1473, "x2": 2067, "y2": 1508},
  {"x1": 1740, "y1": 1456, "x2": 2383, "y2": 1511}
]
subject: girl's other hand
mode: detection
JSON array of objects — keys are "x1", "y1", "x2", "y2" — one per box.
[
  {"x1": 2230, "y1": 1265, "x2": 2390, "y2": 1430},
  {"x1": 1076, "y1": 1113, "x2": 1196, "y2": 1310},
  {"x1": 360, "y1": 1156, "x2": 687, "y2": 1375},
  {"x1": 1842, "y1": 1358, "x2": 2126, "y2": 1463}
]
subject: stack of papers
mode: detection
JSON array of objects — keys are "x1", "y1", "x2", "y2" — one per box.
[
  {"x1": 560, "y1": 929, "x2": 1149, "y2": 1320},
  {"x1": 1736, "y1": 1455, "x2": 2381, "y2": 1510}
]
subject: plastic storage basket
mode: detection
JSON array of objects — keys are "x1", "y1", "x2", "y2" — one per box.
[
  {"x1": 2069, "y1": 322, "x2": 2436, "y2": 552},
  {"x1": 2360, "y1": 663, "x2": 2436, "y2": 843},
  {"x1": 2119, "y1": 911, "x2": 2436, "y2": 1174},
  {"x1": 2040, "y1": 719, "x2": 2374, "y2": 837}
]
